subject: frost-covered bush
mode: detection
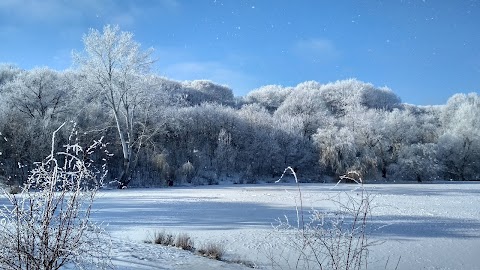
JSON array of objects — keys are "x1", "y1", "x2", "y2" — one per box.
[
  {"x1": 268, "y1": 169, "x2": 373, "y2": 270},
  {"x1": 270, "y1": 196, "x2": 372, "y2": 270},
  {"x1": 0, "y1": 124, "x2": 110, "y2": 270}
]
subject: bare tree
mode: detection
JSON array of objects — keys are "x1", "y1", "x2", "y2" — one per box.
[{"x1": 73, "y1": 24, "x2": 155, "y2": 188}]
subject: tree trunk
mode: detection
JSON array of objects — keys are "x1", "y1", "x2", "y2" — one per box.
[
  {"x1": 117, "y1": 158, "x2": 131, "y2": 188},
  {"x1": 113, "y1": 109, "x2": 132, "y2": 188},
  {"x1": 382, "y1": 166, "x2": 387, "y2": 178}
]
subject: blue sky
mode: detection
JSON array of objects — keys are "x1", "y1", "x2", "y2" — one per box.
[{"x1": 0, "y1": 0, "x2": 479, "y2": 105}]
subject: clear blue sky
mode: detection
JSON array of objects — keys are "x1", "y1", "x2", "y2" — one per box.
[{"x1": 1, "y1": 0, "x2": 479, "y2": 105}]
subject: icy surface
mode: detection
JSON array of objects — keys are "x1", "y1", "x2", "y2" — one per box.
[
  {"x1": 88, "y1": 183, "x2": 480, "y2": 269},
  {"x1": 3, "y1": 183, "x2": 480, "y2": 269}
]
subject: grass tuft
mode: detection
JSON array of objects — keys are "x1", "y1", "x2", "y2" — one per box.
[
  {"x1": 153, "y1": 231, "x2": 175, "y2": 246},
  {"x1": 148, "y1": 230, "x2": 250, "y2": 266},
  {"x1": 175, "y1": 233, "x2": 195, "y2": 251},
  {"x1": 197, "y1": 242, "x2": 225, "y2": 260}
]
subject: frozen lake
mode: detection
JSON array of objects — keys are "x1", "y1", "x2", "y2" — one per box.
[{"x1": 90, "y1": 182, "x2": 480, "y2": 269}]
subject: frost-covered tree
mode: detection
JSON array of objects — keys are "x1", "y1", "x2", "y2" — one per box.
[
  {"x1": 2, "y1": 67, "x2": 74, "y2": 122},
  {"x1": 244, "y1": 84, "x2": 293, "y2": 112},
  {"x1": 436, "y1": 93, "x2": 480, "y2": 180},
  {"x1": 391, "y1": 143, "x2": 439, "y2": 181},
  {"x1": 313, "y1": 124, "x2": 359, "y2": 177},
  {"x1": 314, "y1": 107, "x2": 384, "y2": 179},
  {"x1": 360, "y1": 86, "x2": 401, "y2": 110},
  {"x1": 73, "y1": 25, "x2": 155, "y2": 188},
  {"x1": 403, "y1": 105, "x2": 442, "y2": 144},
  {"x1": 437, "y1": 133, "x2": 479, "y2": 180},
  {"x1": 148, "y1": 76, "x2": 188, "y2": 107},
  {"x1": 318, "y1": 79, "x2": 364, "y2": 117},
  {"x1": 370, "y1": 109, "x2": 422, "y2": 178},
  {"x1": 0, "y1": 64, "x2": 21, "y2": 87},
  {"x1": 275, "y1": 81, "x2": 330, "y2": 139},
  {"x1": 3, "y1": 55, "x2": 480, "y2": 185},
  {"x1": 272, "y1": 114, "x2": 317, "y2": 174},
  {"x1": 0, "y1": 68, "x2": 78, "y2": 183},
  {"x1": 315, "y1": 107, "x2": 416, "y2": 179},
  {"x1": 183, "y1": 80, "x2": 234, "y2": 105},
  {"x1": 214, "y1": 128, "x2": 236, "y2": 177},
  {"x1": 0, "y1": 63, "x2": 11, "y2": 130},
  {"x1": 151, "y1": 103, "x2": 240, "y2": 183},
  {"x1": 237, "y1": 104, "x2": 280, "y2": 177},
  {"x1": 185, "y1": 103, "x2": 235, "y2": 169}
]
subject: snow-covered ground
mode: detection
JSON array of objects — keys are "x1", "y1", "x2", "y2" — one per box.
[{"x1": 90, "y1": 182, "x2": 480, "y2": 269}]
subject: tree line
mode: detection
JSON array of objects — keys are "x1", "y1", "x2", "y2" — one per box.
[{"x1": 0, "y1": 25, "x2": 479, "y2": 188}]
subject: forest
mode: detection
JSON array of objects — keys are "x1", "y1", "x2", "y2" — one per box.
[{"x1": 0, "y1": 25, "x2": 479, "y2": 188}]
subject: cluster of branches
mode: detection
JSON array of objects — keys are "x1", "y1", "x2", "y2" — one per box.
[
  {"x1": 0, "y1": 25, "x2": 479, "y2": 188},
  {"x1": 0, "y1": 123, "x2": 110, "y2": 269},
  {"x1": 263, "y1": 168, "x2": 377, "y2": 270}
]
